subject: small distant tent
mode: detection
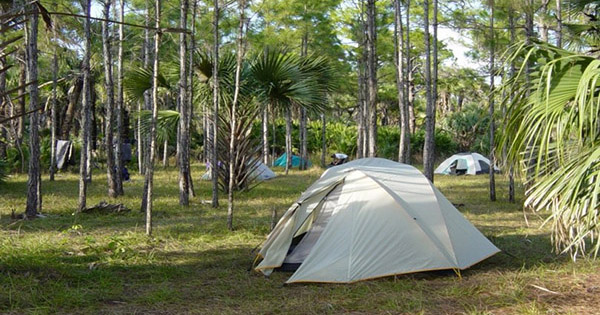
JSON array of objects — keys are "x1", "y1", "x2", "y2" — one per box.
[
  {"x1": 253, "y1": 161, "x2": 277, "y2": 180},
  {"x1": 201, "y1": 160, "x2": 276, "y2": 181},
  {"x1": 255, "y1": 158, "x2": 499, "y2": 283},
  {"x1": 273, "y1": 153, "x2": 312, "y2": 168},
  {"x1": 435, "y1": 152, "x2": 499, "y2": 175}
]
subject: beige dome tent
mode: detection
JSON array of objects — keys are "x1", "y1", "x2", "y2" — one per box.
[{"x1": 255, "y1": 158, "x2": 499, "y2": 283}]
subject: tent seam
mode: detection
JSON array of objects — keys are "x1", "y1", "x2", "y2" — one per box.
[{"x1": 357, "y1": 170, "x2": 459, "y2": 267}]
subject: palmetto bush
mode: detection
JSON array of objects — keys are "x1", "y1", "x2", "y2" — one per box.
[{"x1": 499, "y1": 38, "x2": 600, "y2": 258}]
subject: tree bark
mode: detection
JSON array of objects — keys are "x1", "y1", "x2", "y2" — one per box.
[
  {"x1": 178, "y1": 0, "x2": 190, "y2": 206},
  {"x1": 49, "y1": 6, "x2": 58, "y2": 181},
  {"x1": 488, "y1": 0, "x2": 496, "y2": 201},
  {"x1": 25, "y1": 2, "x2": 40, "y2": 217},
  {"x1": 262, "y1": 107, "x2": 268, "y2": 165},
  {"x1": 508, "y1": 9, "x2": 516, "y2": 203},
  {"x1": 114, "y1": 0, "x2": 124, "y2": 195},
  {"x1": 144, "y1": 0, "x2": 162, "y2": 236},
  {"x1": 394, "y1": 0, "x2": 409, "y2": 164},
  {"x1": 17, "y1": 50, "x2": 25, "y2": 148},
  {"x1": 320, "y1": 113, "x2": 326, "y2": 167},
  {"x1": 102, "y1": 0, "x2": 118, "y2": 198},
  {"x1": 228, "y1": 0, "x2": 246, "y2": 230},
  {"x1": 366, "y1": 0, "x2": 377, "y2": 157},
  {"x1": 422, "y1": 0, "x2": 435, "y2": 182},
  {"x1": 285, "y1": 107, "x2": 292, "y2": 175},
  {"x1": 78, "y1": 0, "x2": 92, "y2": 213},
  {"x1": 403, "y1": 0, "x2": 411, "y2": 162},
  {"x1": 211, "y1": 0, "x2": 219, "y2": 208},
  {"x1": 556, "y1": 0, "x2": 562, "y2": 48},
  {"x1": 187, "y1": 0, "x2": 198, "y2": 198}
]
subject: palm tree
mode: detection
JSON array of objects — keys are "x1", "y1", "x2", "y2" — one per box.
[
  {"x1": 250, "y1": 49, "x2": 330, "y2": 175},
  {"x1": 499, "y1": 5, "x2": 600, "y2": 257}
]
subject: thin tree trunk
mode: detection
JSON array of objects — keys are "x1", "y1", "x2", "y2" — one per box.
[
  {"x1": 489, "y1": 0, "x2": 496, "y2": 201},
  {"x1": 300, "y1": 26, "x2": 308, "y2": 170},
  {"x1": 556, "y1": 0, "x2": 562, "y2": 48},
  {"x1": 115, "y1": 0, "x2": 124, "y2": 195},
  {"x1": 262, "y1": 107, "x2": 268, "y2": 165},
  {"x1": 320, "y1": 113, "x2": 326, "y2": 167},
  {"x1": 285, "y1": 107, "x2": 292, "y2": 174},
  {"x1": 366, "y1": 0, "x2": 377, "y2": 157},
  {"x1": 78, "y1": 0, "x2": 92, "y2": 213},
  {"x1": 178, "y1": 0, "x2": 190, "y2": 206},
  {"x1": 140, "y1": 0, "x2": 152, "y2": 212},
  {"x1": 49, "y1": 8, "x2": 58, "y2": 181},
  {"x1": 394, "y1": 0, "x2": 408, "y2": 163},
  {"x1": 102, "y1": 0, "x2": 118, "y2": 198},
  {"x1": 508, "y1": 9, "x2": 516, "y2": 203},
  {"x1": 162, "y1": 139, "x2": 168, "y2": 167},
  {"x1": 356, "y1": 49, "x2": 364, "y2": 159},
  {"x1": 403, "y1": 0, "x2": 411, "y2": 162},
  {"x1": 228, "y1": 0, "x2": 246, "y2": 230},
  {"x1": 211, "y1": 0, "x2": 219, "y2": 208},
  {"x1": 25, "y1": 2, "x2": 40, "y2": 217},
  {"x1": 144, "y1": 0, "x2": 162, "y2": 236},
  {"x1": 187, "y1": 0, "x2": 198, "y2": 198},
  {"x1": 17, "y1": 51, "x2": 25, "y2": 148},
  {"x1": 422, "y1": 0, "x2": 435, "y2": 182}
]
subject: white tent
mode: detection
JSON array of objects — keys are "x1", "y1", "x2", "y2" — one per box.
[
  {"x1": 435, "y1": 152, "x2": 499, "y2": 175},
  {"x1": 255, "y1": 158, "x2": 499, "y2": 283},
  {"x1": 201, "y1": 160, "x2": 276, "y2": 181},
  {"x1": 253, "y1": 161, "x2": 276, "y2": 180}
]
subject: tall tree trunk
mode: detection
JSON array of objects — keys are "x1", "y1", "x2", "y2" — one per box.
[
  {"x1": 320, "y1": 113, "x2": 326, "y2": 167},
  {"x1": 262, "y1": 107, "x2": 268, "y2": 164},
  {"x1": 285, "y1": 107, "x2": 292, "y2": 174},
  {"x1": 540, "y1": 0, "x2": 549, "y2": 42},
  {"x1": 228, "y1": 0, "x2": 246, "y2": 230},
  {"x1": 211, "y1": 0, "x2": 219, "y2": 208},
  {"x1": 102, "y1": 0, "x2": 118, "y2": 198},
  {"x1": 178, "y1": 0, "x2": 190, "y2": 206},
  {"x1": 187, "y1": 0, "x2": 198, "y2": 198},
  {"x1": 115, "y1": 0, "x2": 124, "y2": 195},
  {"x1": 556, "y1": 0, "x2": 562, "y2": 48},
  {"x1": 49, "y1": 8, "x2": 58, "y2": 181},
  {"x1": 78, "y1": 0, "x2": 92, "y2": 213},
  {"x1": 25, "y1": 2, "x2": 40, "y2": 217},
  {"x1": 422, "y1": 0, "x2": 435, "y2": 182},
  {"x1": 162, "y1": 139, "x2": 168, "y2": 167},
  {"x1": 366, "y1": 0, "x2": 377, "y2": 157},
  {"x1": 405, "y1": 0, "x2": 412, "y2": 142},
  {"x1": 299, "y1": 25, "x2": 308, "y2": 170},
  {"x1": 144, "y1": 0, "x2": 162, "y2": 236},
  {"x1": 394, "y1": 0, "x2": 409, "y2": 163},
  {"x1": 140, "y1": 0, "x2": 152, "y2": 212},
  {"x1": 356, "y1": 50, "x2": 365, "y2": 159},
  {"x1": 17, "y1": 51, "x2": 25, "y2": 148},
  {"x1": 488, "y1": 0, "x2": 496, "y2": 201},
  {"x1": 507, "y1": 9, "x2": 516, "y2": 203}
]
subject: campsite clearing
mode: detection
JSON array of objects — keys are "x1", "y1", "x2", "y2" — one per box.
[{"x1": 0, "y1": 165, "x2": 599, "y2": 313}]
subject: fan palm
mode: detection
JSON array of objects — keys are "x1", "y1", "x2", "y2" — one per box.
[
  {"x1": 499, "y1": 37, "x2": 600, "y2": 259},
  {"x1": 250, "y1": 48, "x2": 332, "y2": 174}
]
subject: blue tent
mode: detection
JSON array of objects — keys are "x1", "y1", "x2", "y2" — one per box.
[{"x1": 273, "y1": 153, "x2": 312, "y2": 168}]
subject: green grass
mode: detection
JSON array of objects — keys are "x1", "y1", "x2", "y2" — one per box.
[{"x1": 0, "y1": 164, "x2": 599, "y2": 314}]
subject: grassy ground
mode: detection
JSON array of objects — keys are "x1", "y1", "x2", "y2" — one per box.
[{"x1": 0, "y1": 164, "x2": 599, "y2": 314}]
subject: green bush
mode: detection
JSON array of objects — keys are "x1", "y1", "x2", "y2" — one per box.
[{"x1": 441, "y1": 105, "x2": 490, "y2": 154}]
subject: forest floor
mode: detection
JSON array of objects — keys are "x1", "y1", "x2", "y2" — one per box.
[{"x1": 0, "y1": 163, "x2": 599, "y2": 314}]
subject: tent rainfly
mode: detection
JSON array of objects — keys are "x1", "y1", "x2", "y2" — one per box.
[
  {"x1": 434, "y1": 152, "x2": 500, "y2": 175},
  {"x1": 255, "y1": 158, "x2": 499, "y2": 283},
  {"x1": 273, "y1": 153, "x2": 312, "y2": 168}
]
